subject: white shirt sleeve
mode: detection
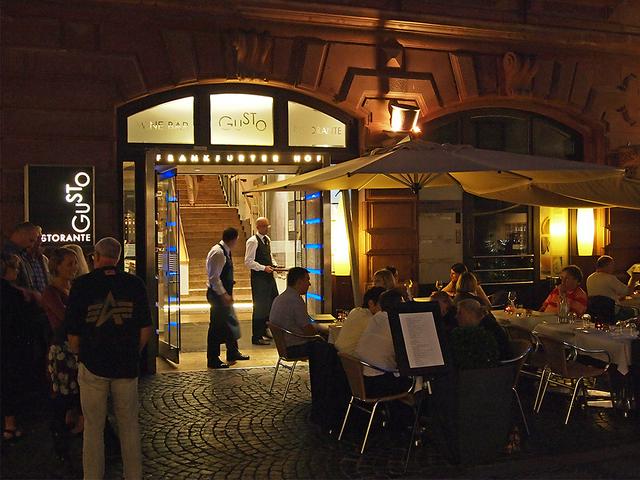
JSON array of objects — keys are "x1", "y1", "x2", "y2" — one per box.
[
  {"x1": 206, "y1": 246, "x2": 228, "y2": 296},
  {"x1": 244, "y1": 236, "x2": 265, "y2": 272},
  {"x1": 610, "y1": 275, "x2": 630, "y2": 297}
]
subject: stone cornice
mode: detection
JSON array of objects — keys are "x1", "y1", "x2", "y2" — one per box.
[{"x1": 233, "y1": 1, "x2": 640, "y2": 56}]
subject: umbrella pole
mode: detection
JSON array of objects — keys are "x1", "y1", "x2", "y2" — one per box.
[
  {"x1": 412, "y1": 184, "x2": 421, "y2": 297},
  {"x1": 342, "y1": 189, "x2": 361, "y2": 308}
]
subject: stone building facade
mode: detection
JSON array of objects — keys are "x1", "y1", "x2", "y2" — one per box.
[{"x1": 2, "y1": 0, "x2": 640, "y2": 288}]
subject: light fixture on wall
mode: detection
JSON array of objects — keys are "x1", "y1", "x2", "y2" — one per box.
[
  {"x1": 577, "y1": 208, "x2": 595, "y2": 256},
  {"x1": 388, "y1": 100, "x2": 420, "y2": 133}
]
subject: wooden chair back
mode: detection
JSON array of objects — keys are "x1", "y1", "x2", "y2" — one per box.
[
  {"x1": 338, "y1": 352, "x2": 368, "y2": 400},
  {"x1": 267, "y1": 322, "x2": 291, "y2": 359}
]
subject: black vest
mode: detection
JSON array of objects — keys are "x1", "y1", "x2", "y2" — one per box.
[
  {"x1": 254, "y1": 235, "x2": 274, "y2": 268},
  {"x1": 219, "y1": 242, "x2": 234, "y2": 295}
]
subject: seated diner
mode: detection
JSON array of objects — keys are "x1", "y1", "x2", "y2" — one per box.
[
  {"x1": 456, "y1": 298, "x2": 510, "y2": 360},
  {"x1": 268, "y1": 267, "x2": 317, "y2": 358},
  {"x1": 354, "y1": 289, "x2": 411, "y2": 397},
  {"x1": 334, "y1": 286, "x2": 385, "y2": 356},
  {"x1": 454, "y1": 271, "x2": 491, "y2": 307},
  {"x1": 451, "y1": 299, "x2": 507, "y2": 369},
  {"x1": 540, "y1": 265, "x2": 588, "y2": 316}
]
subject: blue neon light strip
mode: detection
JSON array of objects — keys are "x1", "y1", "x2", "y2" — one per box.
[
  {"x1": 304, "y1": 243, "x2": 322, "y2": 249},
  {"x1": 167, "y1": 195, "x2": 178, "y2": 202},
  {"x1": 166, "y1": 221, "x2": 177, "y2": 227},
  {"x1": 169, "y1": 322, "x2": 178, "y2": 327},
  {"x1": 168, "y1": 296, "x2": 179, "y2": 303},
  {"x1": 305, "y1": 192, "x2": 321, "y2": 201},
  {"x1": 167, "y1": 246, "x2": 177, "y2": 253},
  {"x1": 305, "y1": 218, "x2": 322, "y2": 225},
  {"x1": 307, "y1": 293, "x2": 323, "y2": 301},
  {"x1": 307, "y1": 268, "x2": 322, "y2": 275},
  {"x1": 167, "y1": 272, "x2": 178, "y2": 277},
  {"x1": 159, "y1": 169, "x2": 177, "y2": 180}
]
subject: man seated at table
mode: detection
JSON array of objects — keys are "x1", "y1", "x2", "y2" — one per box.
[
  {"x1": 541, "y1": 265, "x2": 587, "y2": 316},
  {"x1": 452, "y1": 299, "x2": 502, "y2": 369},
  {"x1": 354, "y1": 289, "x2": 412, "y2": 397},
  {"x1": 586, "y1": 255, "x2": 639, "y2": 320},
  {"x1": 587, "y1": 255, "x2": 640, "y2": 320},
  {"x1": 335, "y1": 286, "x2": 385, "y2": 356},
  {"x1": 440, "y1": 263, "x2": 490, "y2": 302},
  {"x1": 454, "y1": 271, "x2": 492, "y2": 307},
  {"x1": 269, "y1": 267, "x2": 317, "y2": 358},
  {"x1": 456, "y1": 298, "x2": 510, "y2": 361}
]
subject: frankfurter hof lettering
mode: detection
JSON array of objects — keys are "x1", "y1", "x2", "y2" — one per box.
[{"x1": 25, "y1": 166, "x2": 95, "y2": 247}]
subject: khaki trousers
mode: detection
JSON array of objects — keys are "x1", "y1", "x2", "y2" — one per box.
[{"x1": 78, "y1": 363, "x2": 142, "y2": 480}]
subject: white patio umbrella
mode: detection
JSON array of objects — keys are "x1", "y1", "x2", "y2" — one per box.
[{"x1": 248, "y1": 139, "x2": 640, "y2": 209}]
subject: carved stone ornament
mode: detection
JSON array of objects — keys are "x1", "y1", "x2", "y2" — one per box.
[
  {"x1": 607, "y1": 144, "x2": 640, "y2": 178},
  {"x1": 224, "y1": 29, "x2": 273, "y2": 80},
  {"x1": 502, "y1": 51, "x2": 539, "y2": 96}
]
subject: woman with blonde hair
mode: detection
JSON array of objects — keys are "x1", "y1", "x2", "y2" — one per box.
[
  {"x1": 63, "y1": 244, "x2": 89, "y2": 275},
  {"x1": 455, "y1": 271, "x2": 491, "y2": 306},
  {"x1": 373, "y1": 268, "x2": 397, "y2": 291},
  {"x1": 41, "y1": 247, "x2": 82, "y2": 459}
]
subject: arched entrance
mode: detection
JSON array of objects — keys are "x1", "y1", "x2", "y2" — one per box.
[{"x1": 116, "y1": 84, "x2": 360, "y2": 371}]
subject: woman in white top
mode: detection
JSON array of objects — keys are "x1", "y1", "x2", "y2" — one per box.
[
  {"x1": 354, "y1": 289, "x2": 411, "y2": 397},
  {"x1": 335, "y1": 287, "x2": 385, "y2": 355}
]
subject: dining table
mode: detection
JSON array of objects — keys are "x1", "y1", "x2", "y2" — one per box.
[{"x1": 494, "y1": 309, "x2": 639, "y2": 376}]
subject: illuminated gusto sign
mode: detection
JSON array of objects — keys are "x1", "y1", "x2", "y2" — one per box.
[
  {"x1": 25, "y1": 166, "x2": 95, "y2": 246},
  {"x1": 210, "y1": 93, "x2": 274, "y2": 146}
]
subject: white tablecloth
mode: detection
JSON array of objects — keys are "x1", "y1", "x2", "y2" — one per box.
[
  {"x1": 533, "y1": 323, "x2": 636, "y2": 375},
  {"x1": 494, "y1": 310, "x2": 637, "y2": 375}
]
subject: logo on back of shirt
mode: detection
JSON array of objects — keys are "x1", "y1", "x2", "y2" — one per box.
[{"x1": 86, "y1": 292, "x2": 134, "y2": 326}]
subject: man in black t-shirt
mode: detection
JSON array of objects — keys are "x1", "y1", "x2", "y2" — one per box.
[{"x1": 66, "y1": 237, "x2": 152, "y2": 480}]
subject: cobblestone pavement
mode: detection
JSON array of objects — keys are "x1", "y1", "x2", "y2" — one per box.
[{"x1": 3, "y1": 366, "x2": 640, "y2": 479}]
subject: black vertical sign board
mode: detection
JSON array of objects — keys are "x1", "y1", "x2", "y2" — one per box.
[{"x1": 25, "y1": 165, "x2": 95, "y2": 247}]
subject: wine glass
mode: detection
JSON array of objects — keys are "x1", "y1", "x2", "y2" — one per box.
[
  {"x1": 435, "y1": 280, "x2": 443, "y2": 291},
  {"x1": 507, "y1": 291, "x2": 517, "y2": 304}
]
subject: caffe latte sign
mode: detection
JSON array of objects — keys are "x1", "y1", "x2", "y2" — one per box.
[
  {"x1": 210, "y1": 93, "x2": 274, "y2": 146},
  {"x1": 25, "y1": 166, "x2": 95, "y2": 246}
]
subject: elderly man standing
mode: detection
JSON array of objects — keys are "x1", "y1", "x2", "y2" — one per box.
[
  {"x1": 65, "y1": 237, "x2": 153, "y2": 480},
  {"x1": 245, "y1": 217, "x2": 280, "y2": 346}
]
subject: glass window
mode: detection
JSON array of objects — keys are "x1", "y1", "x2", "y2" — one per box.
[
  {"x1": 532, "y1": 118, "x2": 577, "y2": 160},
  {"x1": 470, "y1": 115, "x2": 528, "y2": 154},
  {"x1": 210, "y1": 94, "x2": 274, "y2": 146},
  {"x1": 122, "y1": 161, "x2": 136, "y2": 274},
  {"x1": 288, "y1": 102, "x2": 346, "y2": 148},
  {"x1": 127, "y1": 97, "x2": 194, "y2": 144}
]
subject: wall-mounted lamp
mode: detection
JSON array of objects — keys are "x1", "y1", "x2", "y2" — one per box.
[
  {"x1": 576, "y1": 208, "x2": 595, "y2": 256},
  {"x1": 388, "y1": 100, "x2": 420, "y2": 133}
]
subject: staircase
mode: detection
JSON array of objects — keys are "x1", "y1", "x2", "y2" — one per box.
[{"x1": 177, "y1": 175, "x2": 252, "y2": 303}]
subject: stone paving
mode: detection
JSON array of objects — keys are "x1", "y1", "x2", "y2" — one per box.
[{"x1": 3, "y1": 366, "x2": 640, "y2": 479}]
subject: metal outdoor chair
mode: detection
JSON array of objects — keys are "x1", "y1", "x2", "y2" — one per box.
[
  {"x1": 500, "y1": 339, "x2": 532, "y2": 435},
  {"x1": 504, "y1": 324, "x2": 547, "y2": 380},
  {"x1": 534, "y1": 334, "x2": 612, "y2": 424},
  {"x1": 267, "y1": 322, "x2": 325, "y2": 401},
  {"x1": 337, "y1": 352, "x2": 414, "y2": 455}
]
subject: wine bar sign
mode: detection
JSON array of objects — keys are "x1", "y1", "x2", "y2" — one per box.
[{"x1": 24, "y1": 166, "x2": 95, "y2": 246}]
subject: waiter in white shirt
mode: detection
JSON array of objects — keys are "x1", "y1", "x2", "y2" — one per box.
[
  {"x1": 244, "y1": 217, "x2": 280, "y2": 345},
  {"x1": 206, "y1": 227, "x2": 249, "y2": 369}
]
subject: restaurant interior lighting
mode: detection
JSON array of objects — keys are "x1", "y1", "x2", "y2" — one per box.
[
  {"x1": 577, "y1": 208, "x2": 595, "y2": 256},
  {"x1": 389, "y1": 100, "x2": 420, "y2": 132}
]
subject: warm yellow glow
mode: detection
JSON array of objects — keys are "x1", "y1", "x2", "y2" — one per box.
[
  {"x1": 389, "y1": 102, "x2": 420, "y2": 132},
  {"x1": 577, "y1": 208, "x2": 595, "y2": 256},
  {"x1": 549, "y1": 211, "x2": 568, "y2": 239},
  {"x1": 331, "y1": 192, "x2": 351, "y2": 276}
]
